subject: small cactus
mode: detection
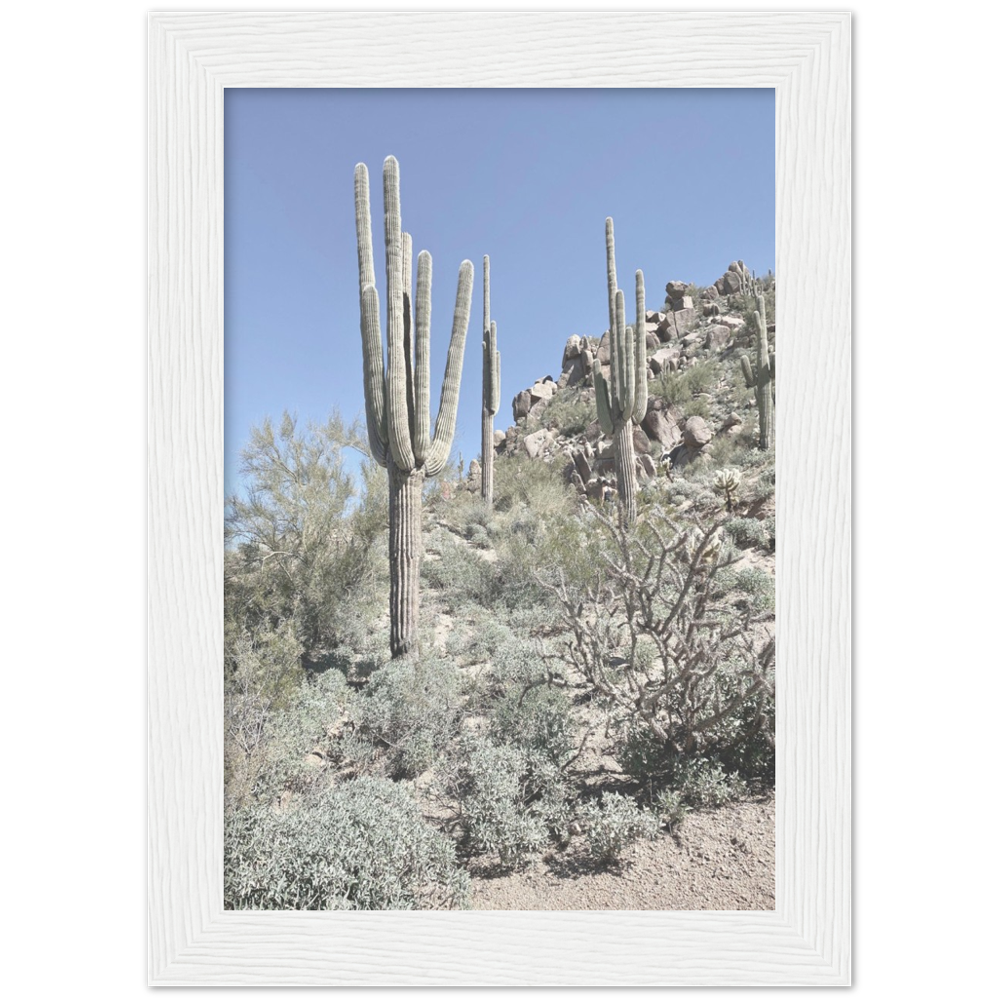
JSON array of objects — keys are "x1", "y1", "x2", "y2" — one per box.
[
  {"x1": 593, "y1": 217, "x2": 646, "y2": 525},
  {"x1": 740, "y1": 289, "x2": 774, "y2": 450},
  {"x1": 713, "y1": 467, "x2": 742, "y2": 511}
]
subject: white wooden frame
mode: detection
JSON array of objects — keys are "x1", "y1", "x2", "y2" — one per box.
[{"x1": 148, "y1": 11, "x2": 850, "y2": 986}]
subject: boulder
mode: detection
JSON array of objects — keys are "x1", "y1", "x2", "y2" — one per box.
[
  {"x1": 703, "y1": 302, "x2": 721, "y2": 318},
  {"x1": 563, "y1": 335, "x2": 582, "y2": 360},
  {"x1": 523, "y1": 429, "x2": 551, "y2": 459},
  {"x1": 641, "y1": 402, "x2": 683, "y2": 450},
  {"x1": 648, "y1": 346, "x2": 680, "y2": 375},
  {"x1": 596, "y1": 332, "x2": 612, "y2": 365},
  {"x1": 573, "y1": 451, "x2": 592, "y2": 483},
  {"x1": 513, "y1": 389, "x2": 532, "y2": 421},
  {"x1": 720, "y1": 412, "x2": 743, "y2": 433},
  {"x1": 671, "y1": 295, "x2": 694, "y2": 311},
  {"x1": 646, "y1": 310, "x2": 667, "y2": 326},
  {"x1": 682, "y1": 416, "x2": 713, "y2": 449},
  {"x1": 703, "y1": 284, "x2": 720, "y2": 301},
  {"x1": 645, "y1": 332, "x2": 659, "y2": 352},
  {"x1": 632, "y1": 425, "x2": 652, "y2": 455},
  {"x1": 658, "y1": 308, "x2": 697, "y2": 340},
  {"x1": 529, "y1": 379, "x2": 557, "y2": 404},
  {"x1": 560, "y1": 354, "x2": 587, "y2": 388},
  {"x1": 637, "y1": 454, "x2": 657, "y2": 480},
  {"x1": 665, "y1": 280, "x2": 688, "y2": 300},
  {"x1": 704, "y1": 325, "x2": 732, "y2": 351},
  {"x1": 722, "y1": 270, "x2": 742, "y2": 295},
  {"x1": 493, "y1": 428, "x2": 506, "y2": 449}
]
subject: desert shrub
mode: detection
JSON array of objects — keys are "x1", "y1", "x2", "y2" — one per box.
[
  {"x1": 225, "y1": 639, "x2": 351, "y2": 809},
  {"x1": 489, "y1": 684, "x2": 576, "y2": 769},
  {"x1": 422, "y1": 532, "x2": 500, "y2": 610},
  {"x1": 683, "y1": 396, "x2": 711, "y2": 420},
  {"x1": 655, "y1": 370, "x2": 692, "y2": 407},
  {"x1": 531, "y1": 388, "x2": 595, "y2": 437},
  {"x1": 493, "y1": 455, "x2": 574, "y2": 519},
  {"x1": 579, "y1": 793, "x2": 658, "y2": 862},
  {"x1": 684, "y1": 360, "x2": 719, "y2": 396},
  {"x1": 671, "y1": 758, "x2": 749, "y2": 807},
  {"x1": 224, "y1": 777, "x2": 469, "y2": 910},
  {"x1": 446, "y1": 736, "x2": 572, "y2": 868},
  {"x1": 729, "y1": 567, "x2": 775, "y2": 612},
  {"x1": 544, "y1": 506, "x2": 775, "y2": 778},
  {"x1": 651, "y1": 789, "x2": 687, "y2": 830},
  {"x1": 342, "y1": 655, "x2": 464, "y2": 778},
  {"x1": 706, "y1": 434, "x2": 750, "y2": 471},
  {"x1": 725, "y1": 517, "x2": 770, "y2": 547}
]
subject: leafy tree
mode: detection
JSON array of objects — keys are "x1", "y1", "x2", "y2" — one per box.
[{"x1": 225, "y1": 411, "x2": 385, "y2": 663}]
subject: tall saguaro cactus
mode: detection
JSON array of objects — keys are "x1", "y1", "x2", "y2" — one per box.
[
  {"x1": 481, "y1": 256, "x2": 500, "y2": 507},
  {"x1": 740, "y1": 290, "x2": 775, "y2": 450},
  {"x1": 594, "y1": 217, "x2": 647, "y2": 525},
  {"x1": 354, "y1": 156, "x2": 474, "y2": 657}
]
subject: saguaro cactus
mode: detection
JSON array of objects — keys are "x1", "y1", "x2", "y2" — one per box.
[
  {"x1": 481, "y1": 256, "x2": 500, "y2": 507},
  {"x1": 354, "y1": 156, "x2": 474, "y2": 657},
  {"x1": 740, "y1": 290, "x2": 775, "y2": 450},
  {"x1": 594, "y1": 217, "x2": 647, "y2": 525}
]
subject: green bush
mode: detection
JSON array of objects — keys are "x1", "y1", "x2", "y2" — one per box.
[
  {"x1": 579, "y1": 793, "x2": 658, "y2": 862},
  {"x1": 724, "y1": 517, "x2": 770, "y2": 547},
  {"x1": 448, "y1": 736, "x2": 572, "y2": 869},
  {"x1": 224, "y1": 777, "x2": 470, "y2": 910},
  {"x1": 489, "y1": 684, "x2": 576, "y2": 769},
  {"x1": 342, "y1": 655, "x2": 464, "y2": 778},
  {"x1": 530, "y1": 387, "x2": 595, "y2": 437}
]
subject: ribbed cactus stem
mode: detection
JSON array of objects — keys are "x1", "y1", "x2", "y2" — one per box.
[
  {"x1": 614, "y1": 423, "x2": 637, "y2": 525},
  {"x1": 353, "y1": 155, "x2": 474, "y2": 657},
  {"x1": 742, "y1": 297, "x2": 774, "y2": 450},
  {"x1": 593, "y1": 217, "x2": 647, "y2": 524},
  {"x1": 388, "y1": 461, "x2": 422, "y2": 658}
]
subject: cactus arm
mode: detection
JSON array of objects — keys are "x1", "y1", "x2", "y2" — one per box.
[
  {"x1": 402, "y1": 232, "x2": 416, "y2": 441},
  {"x1": 594, "y1": 364, "x2": 614, "y2": 436},
  {"x1": 632, "y1": 269, "x2": 647, "y2": 422},
  {"x1": 494, "y1": 343, "x2": 501, "y2": 416},
  {"x1": 424, "y1": 259, "x2": 474, "y2": 477},
  {"x1": 354, "y1": 163, "x2": 387, "y2": 465},
  {"x1": 487, "y1": 320, "x2": 499, "y2": 414},
  {"x1": 360, "y1": 284, "x2": 388, "y2": 467},
  {"x1": 383, "y1": 156, "x2": 415, "y2": 470},
  {"x1": 741, "y1": 354, "x2": 755, "y2": 389},
  {"x1": 412, "y1": 250, "x2": 432, "y2": 463},
  {"x1": 354, "y1": 163, "x2": 377, "y2": 294},
  {"x1": 605, "y1": 218, "x2": 618, "y2": 345},
  {"x1": 622, "y1": 322, "x2": 636, "y2": 420}
]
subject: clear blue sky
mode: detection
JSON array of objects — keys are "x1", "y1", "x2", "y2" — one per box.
[{"x1": 225, "y1": 88, "x2": 774, "y2": 495}]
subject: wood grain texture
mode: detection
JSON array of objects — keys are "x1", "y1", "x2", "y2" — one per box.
[{"x1": 148, "y1": 10, "x2": 851, "y2": 986}]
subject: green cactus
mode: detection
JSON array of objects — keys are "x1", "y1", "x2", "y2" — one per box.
[
  {"x1": 480, "y1": 256, "x2": 500, "y2": 507},
  {"x1": 594, "y1": 217, "x2": 647, "y2": 524},
  {"x1": 740, "y1": 290, "x2": 775, "y2": 450},
  {"x1": 355, "y1": 156, "x2": 474, "y2": 657}
]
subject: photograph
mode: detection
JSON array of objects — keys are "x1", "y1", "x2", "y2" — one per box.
[{"x1": 222, "y1": 86, "x2": 777, "y2": 912}]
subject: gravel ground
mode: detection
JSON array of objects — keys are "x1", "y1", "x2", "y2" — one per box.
[{"x1": 469, "y1": 794, "x2": 774, "y2": 910}]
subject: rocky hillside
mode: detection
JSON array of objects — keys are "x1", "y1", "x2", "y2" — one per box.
[{"x1": 472, "y1": 260, "x2": 775, "y2": 507}]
